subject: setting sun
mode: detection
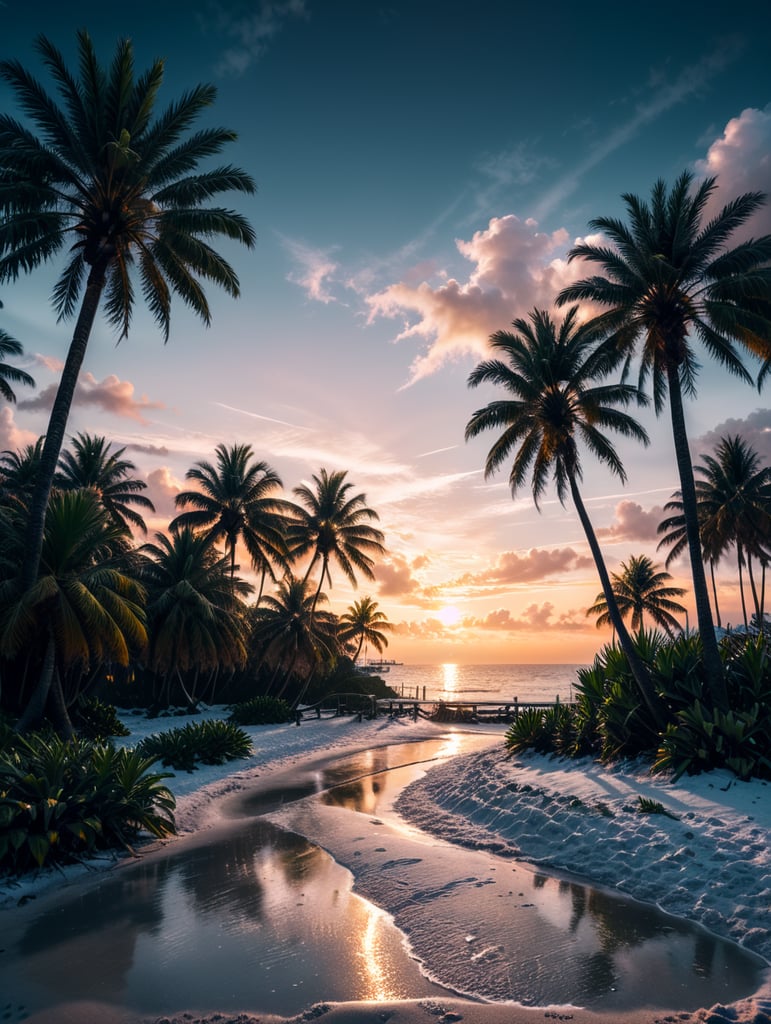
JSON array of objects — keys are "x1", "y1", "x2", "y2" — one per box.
[{"x1": 436, "y1": 605, "x2": 462, "y2": 626}]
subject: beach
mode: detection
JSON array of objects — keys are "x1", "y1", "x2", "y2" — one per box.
[{"x1": 2, "y1": 711, "x2": 770, "y2": 1024}]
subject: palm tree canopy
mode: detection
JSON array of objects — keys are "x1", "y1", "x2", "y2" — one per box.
[
  {"x1": 557, "y1": 172, "x2": 771, "y2": 409},
  {"x1": 55, "y1": 432, "x2": 155, "y2": 533},
  {"x1": 587, "y1": 554, "x2": 686, "y2": 636},
  {"x1": 465, "y1": 306, "x2": 650, "y2": 508},
  {"x1": 288, "y1": 468, "x2": 386, "y2": 590},
  {"x1": 0, "y1": 437, "x2": 45, "y2": 502},
  {"x1": 0, "y1": 327, "x2": 34, "y2": 402},
  {"x1": 338, "y1": 595, "x2": 392, "y2": 660},
  {"x1": 170, "y1": 443, "x2": 290, "y2": 579},
  {"x1": 0, "y1": 30, "x2": 257, "y2": 339}
]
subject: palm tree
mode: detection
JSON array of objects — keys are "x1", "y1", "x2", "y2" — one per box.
[
  {"x1": 0, "y1": 489, "x2": 147, "y2": 735},
  {"x1": 170, "y1": 443, "x2": 290, "y2": 595},
  {"x1": 338, "y1": 596, "x2": 392, "y2": 663},
  {"x1": 55, "y1": 432, "x2": 155, "y2": 534},
  {"x1": 587, "y1": 555, "x2": 686, "y2": 637},
  {"x1": 0, "y1": 438, "x2": 45, "y2": 506},
  {"x1": 287, "y1": 468, "x2": 386, "y2": 613},
  {"x1": 657, "y1": 492, "x2": 724, "y2": 629},
  {"x1": 557, "y1": 171, "x2": 771, "y2": 709},
  {"x1": 0, "y1": 31, "x2": 257, "y2": 592},
  {"x1": 465, "y1": 306, "x2": 663, "y2": 723},
  {"x1": 0, "y1": 320, "x2": 35, "y2": 403},
  {"x1": 139, "y1": 526, "x2": 252, "y2": 708},
  {"x1": 251, "y1": 574, "x2": 339, "y2": 705}
]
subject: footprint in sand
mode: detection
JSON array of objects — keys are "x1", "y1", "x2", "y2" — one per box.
[{"x1": 382, "y1": 857, "x2": 423, "y2": 869}]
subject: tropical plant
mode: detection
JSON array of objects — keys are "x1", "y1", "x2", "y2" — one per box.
[
  {"x1": 74, "y1": 696, "x2": 131, "y2": 740},
  {"x1": 287, "y1": 468, "x2": 386, "y2": 613},
  {"x1": 251, "y1": 574, "x2": 340, "y2": 705},
  {"x1": 0, "y1": 489, "x2": 147, "y2": 735},
  {"x1": 338, "y1": 596, "x2": 392, "y2": 662},
  {"x1": 55, "y1": 432, "x2": 155, "y2": 534},
  {"x1": 0, "y1": 319, "x2": 34, "y2": 403},
  {"x1": 229, "y1": 695, "x2": 293, "y2": 726},
  {"x1": 139, "y1": 526, "x2": 252, "y2": 709},
  {"x1": 587, "y1": 554, "x2": 686, "y2": 637},
  {"x1": 0, "y1": 31, "x2": 257, "y2": 593},
  {"x1": 0, "y1": 438, "x2": 45, "y2": 505},
  {"x1": 170, "y1": 443, "x2": 290, "y2": 594},
  {"x1": 137, "y1": 719, "x2": 252, "y2": 772},
  {"x1": 465, "y1": 306, "x2": 662, "y2": 723},
  {"x1": 558, "y1": 171, "x2": 771, "y2": 709}
]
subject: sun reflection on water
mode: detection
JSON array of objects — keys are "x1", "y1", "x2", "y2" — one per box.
[
  {"x1": 359, "y1": 903, "x2": 397, "y2": 1001},
  {"x1": 440, "y1": 662, "x2": 458, "y2": 696}
]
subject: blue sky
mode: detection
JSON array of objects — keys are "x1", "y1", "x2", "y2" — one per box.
[{"x1": 2, "y1": 0, "x2": 771, "y2": 663}]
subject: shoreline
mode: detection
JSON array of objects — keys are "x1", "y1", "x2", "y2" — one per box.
[{"x1": 3, "y1": 714, "x2": 771, "y2": 1024}]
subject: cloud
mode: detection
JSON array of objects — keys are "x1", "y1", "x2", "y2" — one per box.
[
  {"x1": 211, "y1": 0, "x2": 308, "y2": 76},
  {"x1": 18, "y1": 373, "x2": 165, "y2": 424},
  {"x1": 366, "y1": 214, "x2": 576, "y2": 385},
  {"x1": 466, "y1": 602, "x2": 586, "y2": 633},
  {"x1": 144, "y1": 466, "x2": 184, "y2": 519},
  {"x1": 281, "y1": 236, "x2": 340, "y2": 303},
  {"x1": 0, "y1": 406, "x2": 37, "y2": 452},
  {"x1": 32, "y1": 353, "x2": 64, "y2": 373},
  {"x1": 695, "y1": 105, "x2": 771, "y2": 235},
  {"x1": 697, "y1": 407, "x2": 771, "y2": 463},
  {"x1": 458, "y1": 547, "x2": 594, "y2": 587},
  {"x1": 375, "y1": 553, "x2": 424, "y2": 598},
  {"x1": 126, "y1": 442, "x2": 170, "y2": 457},
  {"x1": 596, "y1": 500, "x2": 665, "y2": 543}
]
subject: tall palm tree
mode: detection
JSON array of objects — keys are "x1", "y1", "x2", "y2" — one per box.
[
  {"x1": 251, "y1": 574, "x2": 339, "y2": 705},
  {"x1": 0, "y1": 31, "x2": 257, "y2": 591},
  {"x1": 338, "y1": 596, "x2": 392, "y2": 663},
  {"x1": 465, "y1": 306, "x2": 662, "y2": 723},
  {"x1": 0, "y1": 322, "x2": 35, "y2": 403},
  {"x1": 55, "y1": 432, "x2": 155, "y2": 534},
  {"x1": 587, "y1": 555, "x2": 686, "y2": 637},
  {"x1": 139, "y1": 526, "x2": 252, "y2": 708},
  {"x1": 287, "y1": 468, "x2": 386, "y2": 613},
  {"x1": 0, "y1": 489, "x2": 147, "y2": 735},
  {"x1": 170, "y1": 443, "x2": 291, "y2": 595},
  {"x1": 557, "y1": 171, "x2": 771, "y2": 709},
  {"x1": 657, "y1": 492, "x2": 724, "y2": 629},
  {"x1": 0, "y1": 438, "x2": 45, "y2": 506}
]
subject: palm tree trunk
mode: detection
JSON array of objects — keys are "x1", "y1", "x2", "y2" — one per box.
[
  {"x1": 738, "y1": 545, "x2": 749, "y2": 629},
  {"x1": 709, "y1": 561, "x2": 722, "y2": 629},
  {"x1": 15, "y1": 632, "x2": 56, "y2": 733},
  {"x1": 666, "y1": 365, "x2": 727, "y2": 710},
  {"x1": 21, "y1": 258, "x2": 110, "y2": 591},
  {"x1": 746, "y1": 554, "x2": 762, "y2": 628},
  {"x1": 569, "y1": 476, "x2": 665, "y2": 727}
]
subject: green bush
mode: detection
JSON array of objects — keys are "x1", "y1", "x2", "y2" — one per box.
[
  {"x1": 0, "y1": 734, "x2": 175, "y2": 875},
  {"x1": 137, "y1": 719, "x2": 252, "y2": 771},
  {"x1": 74, "y1": 697, "x2": 131, "y2": 740},
  {"x1": 229, "y1": 696, "x2": 293, "y2": 726}
]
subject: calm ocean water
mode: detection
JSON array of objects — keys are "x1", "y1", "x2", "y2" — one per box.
[{"x1": 375, "y1": 663, "x2": 587, "y2": 704}]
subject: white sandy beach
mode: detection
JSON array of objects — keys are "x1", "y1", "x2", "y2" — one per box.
[{"x1": 2, "y1": 709, "x2": 770, "y2": 1024}]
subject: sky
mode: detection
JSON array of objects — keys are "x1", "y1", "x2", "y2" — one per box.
[{"x1": 1, "y1": 0, "x2": 770, "y2": 665}]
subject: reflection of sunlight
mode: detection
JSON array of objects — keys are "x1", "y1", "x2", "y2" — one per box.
[
  {"x1": 437, "y1": 731, "x2": 462, "y2": 759},
  {"x1": 441, "y1": 663, "x2": 458, "y2": 694},
  {"x1": 359, "y1": 903, "x2": 395, "y2": 1000}
]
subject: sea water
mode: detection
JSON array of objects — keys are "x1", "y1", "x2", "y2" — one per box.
[{"x1": 377, "y1": 663, "x2": 586, "y2": 704}]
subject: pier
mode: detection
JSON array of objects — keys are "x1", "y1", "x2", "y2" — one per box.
[{"x1": 297, "y1": 692, "x2": 568, "y2": 724}]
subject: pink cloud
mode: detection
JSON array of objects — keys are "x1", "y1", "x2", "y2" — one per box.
[
  {"x1": 18, "y1": 373, "x2": 165, "y2": 424},
  {"x1": 366, "y1": 215, "x2": 579, "y2": 385},
  {"x1": 468, "y1": 602, "x2": 586, "y2": 632},
  {"x1": 145, "y1": 466, "x2": 183, "y2": 519},
  {"x1": 375, "y1": 553, "x2": 423, "y2": 597},
  {"x1": 0, "y1": 406, "x2": 37, "y2": 452},
  {"x1": 452, "y1": 547, "x2": 593, "y2": 589},
  {"x1": 596, "y1": 500, "x2": 665, "y2": 543},
  {"x1": 697, "y1": 408, "x2": 771, "y2": 464},
  {"x1": 695, "y1": 106, "x2": 771, "y2": 236}
]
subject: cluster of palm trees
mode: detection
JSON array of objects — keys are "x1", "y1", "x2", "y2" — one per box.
[
  {"x1": 467, "y1": 172, "x2": 771, "y2": 719},
  {"x1": 0, "y1": 435, "x2": 392, "y2": 733}
]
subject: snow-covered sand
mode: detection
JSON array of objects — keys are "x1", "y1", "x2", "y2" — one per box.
[{"x1": 2, "y1": 708, "x2": 770, "y2": 1024}]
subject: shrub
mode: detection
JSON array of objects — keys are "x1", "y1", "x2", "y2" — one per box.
[
  {"x1": 229, "y1": 696, "x2": 292, "y2": 726},
  {"x1": 74, "y1": 697, "x2": 131, "y2": 740},
  {"x1": 636, "y1": 796, "x2": 678, "y2": 818},
  {"x1": 0, "y1": 734, "x2": 175, "y2": 875},
  {"x1": 137, "y1": 719, "x2": 252, "y2": 771}
]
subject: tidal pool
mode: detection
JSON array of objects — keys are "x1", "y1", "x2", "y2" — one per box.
[{"x1": 0, "y1": 734, "x2": 764, "y2": 1019}]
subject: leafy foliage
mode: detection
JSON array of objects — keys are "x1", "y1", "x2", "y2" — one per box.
[
  {"x1": 137, "y1": 719, "x2": 252, "y2": 772},
  {"x1": 0, "y1": 733, "x2": 175, "y2": 874},
  {"x1": 74, "y1": 697, "x2": 131, "y2": 740},
  {"x1": 229, "y1": 696, "x2": 293, "y2": 726}
]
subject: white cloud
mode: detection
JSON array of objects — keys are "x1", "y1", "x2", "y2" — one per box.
[
  {"x1": 212, "y1": 0, "x2": 308, "y2": 77},
  {"x1": 281, "y1": 236, "x2": 340, "y2": 303},
  {"x1": 0, "y1": 405, "x2": 37, "y2": 452}
]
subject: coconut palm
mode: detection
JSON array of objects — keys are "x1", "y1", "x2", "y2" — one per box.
[
  {"x1": 170, "y1": 443, "x2": 290, "y2": 595},
  {"x1": 55, "y1": 432, "x2": 155, "y2": 534},
  {"x1": 557, "y1": 171, "x2": 771, "y2": 709},
  {"x1": 0, "y1": 31, "x2": 257, "y2": 592},
  {"x1": 338, "y1": 596, "x2": 392, "y2": 663},
  {"x1": 0, "y1": 438, "x2": 45, "y2": 506},
  {"x1": 657, "y1": 492, "x2": 724, "y2": 629},
  {"x1": 0, "y1": 322, "x2": 34, "y2": 403},
  {"x1": 0, "y1": 489, "x2": 147, "y2": 735},
  {"x1": 139, "y1": 526, "x2": 252, "y2": 708},
  {"x1": 287, "y1": 468, "x2": 386, "y2": 613},
  {"x1": 465, "y1": 306, "x2": 663, "y2": 723},
  {"x1": 587, "y1": 555, "x2": 686, "y2": 637},
  {"x1": 251, "y1": 574, "x2": 339, "y2": 705}
]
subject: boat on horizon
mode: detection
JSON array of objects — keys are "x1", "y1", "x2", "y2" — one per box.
[{"x1": 357, "y1": 658, "x2": 404, "y2": 674}]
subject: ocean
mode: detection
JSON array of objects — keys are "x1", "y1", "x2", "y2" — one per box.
[{"x1": 373, "y1": 663, "x2": 587, "y2": 705}]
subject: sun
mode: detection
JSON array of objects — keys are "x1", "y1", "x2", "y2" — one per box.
[{"x1": 436, "y1": 605, "x2": 462, "y2": 627}]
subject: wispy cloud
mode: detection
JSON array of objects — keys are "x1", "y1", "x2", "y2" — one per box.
[
  {"x1": 18, "y1": 373, "x2": 165, "y2": 424},
  {"x1": 212, "y1": 401, "x2": 311, "y2": 430},
  {"x1": 279, "y1": 236, "x2": 340, "y2": 303},
  {"x1": 210, "y1": 0, "x2": 308, "y2": 76}
]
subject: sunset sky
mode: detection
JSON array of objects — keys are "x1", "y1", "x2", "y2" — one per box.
[{"x1": 2, "y1": 0, "x2": 770, "y2": 665}]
